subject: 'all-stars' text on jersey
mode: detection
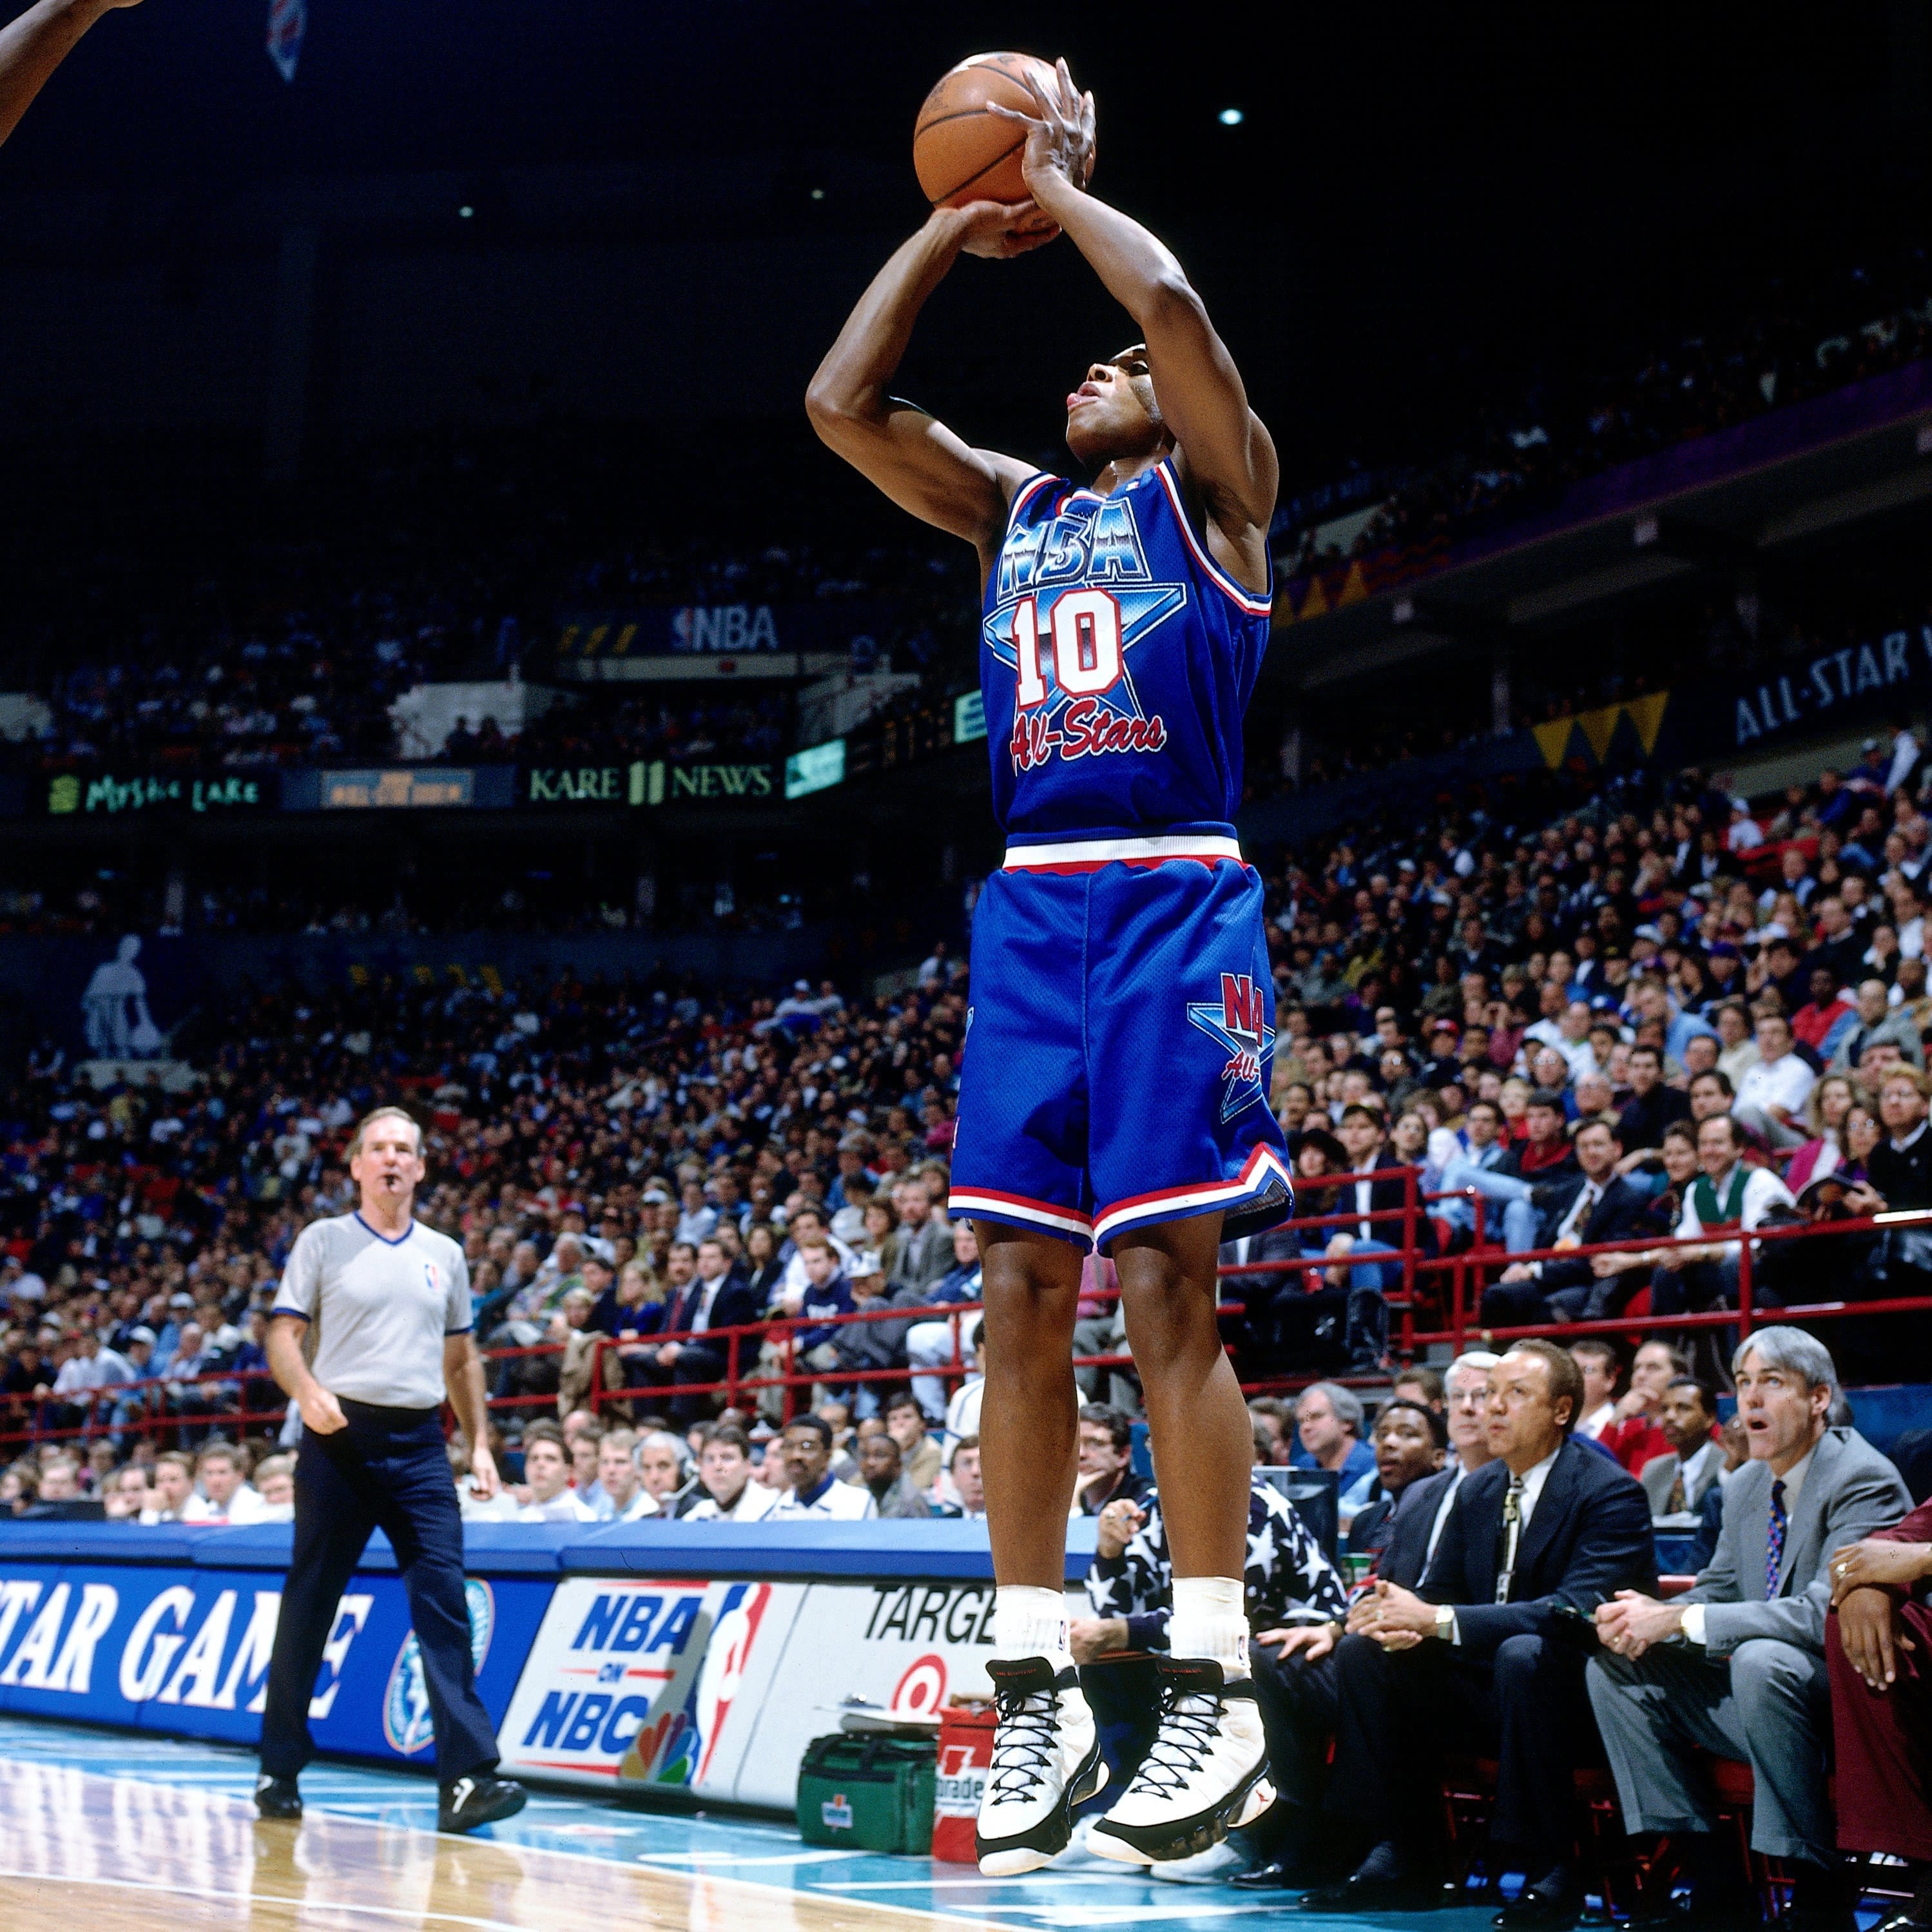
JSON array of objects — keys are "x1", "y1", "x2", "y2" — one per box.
[{"x1": 979, "y1": 458, "x2": 1273, "y2": 837}]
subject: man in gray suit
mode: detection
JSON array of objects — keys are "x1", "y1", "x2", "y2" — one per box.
[
  {"x1": 1636, "y1": 1376, "x2": 1726, "y2": 1524},
  {"x1": 888, "y1": 1174, "x2": 955, "y2": 1296},
  {"x1": 1589, "y1": 1327, "x2": 1911, "y2": 1932}
]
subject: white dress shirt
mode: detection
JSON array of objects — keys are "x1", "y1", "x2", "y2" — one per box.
[
  {"x1": 1578, "y1": 1402, "x2": 1618, "y2": 1442},
  {"x1": 1735, "y1": 1050, "x2": 1817, "y2": 1122},
  {"x1": 1352, "y1": 1170, "x2": 1376, "y2": 1240},
  {"x1": 684, "y1": 1480, "x2": 781, "y2": 1523},
  {"x1": 1446, "y1": 1447, "x2": 1560, "y2": 1642},
  {"x1": 1682, "y1": 1444, "x2": 1817, "y2": 1645},
  {"x1": 1674, "y1": 1162, "x2": 1797, "y2": 1262},
  {"x1": 181, "y1": 1485, "x2": 270, "y2": 1526},
  {"x1": 1426, "y1": 1459, "x2": 1473, "y2": 1567}
]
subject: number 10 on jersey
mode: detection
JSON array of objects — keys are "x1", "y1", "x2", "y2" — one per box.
[{"x1": 1013, "y1": 590, "x2": 1125, "y2": 709}]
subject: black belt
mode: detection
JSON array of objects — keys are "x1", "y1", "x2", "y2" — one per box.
[{"x1": 337, "y1": 1397, "x2": 440, "y2": 1428}]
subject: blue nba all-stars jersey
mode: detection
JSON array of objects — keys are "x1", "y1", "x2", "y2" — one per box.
[
  {"x1": 980, "y1": 458, "x2": 1273, "y2": 836},
  {"x1": 951, "y1": 456, "x2": 1292, "y2": 1251}
]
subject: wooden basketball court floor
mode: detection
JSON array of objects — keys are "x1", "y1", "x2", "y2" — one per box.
[{"x1": 0, "y1": 1714, "x2": 1505, "y2": 1932}]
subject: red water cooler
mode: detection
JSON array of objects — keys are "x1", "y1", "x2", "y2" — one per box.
[{"x1": 931, "y1": 1701, "x2": 996, "y2": 1863}]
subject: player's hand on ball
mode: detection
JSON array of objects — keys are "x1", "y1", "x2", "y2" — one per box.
[
  {"x1": 987, "y1": 57, "x2": 1096, "y2": 198},
  {"x1": 300, "y1": 1384, "x2": 347, "y2": 1435},
  {"x1": 951, "y1": 198, "x2": 1058, "y2": 258}
]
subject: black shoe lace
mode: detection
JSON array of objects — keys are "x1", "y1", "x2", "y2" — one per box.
[
  {"x1": 987, "y1": 1682, "x2": 1059, "y2": 1802},
  {"x1": 1125, "y1": 1681, "x2": 1221, "y2": 1799}
]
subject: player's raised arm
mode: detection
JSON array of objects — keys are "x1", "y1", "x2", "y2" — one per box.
[
  {"x1": 995, "y1": 61, "x2": 1279, "y2": 544},
  {"x1": 806, "y1": 204, "x2": 1043, "y2": 568},
  {"x1": 0, "y1": 0, "x2": 141, "y2": 152}
]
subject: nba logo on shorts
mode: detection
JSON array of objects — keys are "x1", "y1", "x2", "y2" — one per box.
[{"x1": 1184, "y1": 974, "x2": 1274, "y2": 1123}]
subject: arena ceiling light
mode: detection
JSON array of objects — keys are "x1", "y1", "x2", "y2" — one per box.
[{"x1": 1218, "y1": 108, "x2": 1244, "y2": 126}]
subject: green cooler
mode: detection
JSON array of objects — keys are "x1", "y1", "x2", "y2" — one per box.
[{"x1": 795, "y1": 1734, "x2": 937, "y2": 1855}]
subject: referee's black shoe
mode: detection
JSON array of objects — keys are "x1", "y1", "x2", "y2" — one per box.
[
  {"x1": 439, "y1": 1773, "x2": 528, "y2": 1835},
  {"x1": 254, "y1": 1773, "x2": 302, "y2": 1820}
]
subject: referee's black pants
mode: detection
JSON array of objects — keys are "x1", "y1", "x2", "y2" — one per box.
[{"x1": 260, "y1": 1400, "x2": 498, "y2": 1786}]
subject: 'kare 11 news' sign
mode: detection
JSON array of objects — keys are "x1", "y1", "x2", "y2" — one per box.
[{"x1": 522, "y1": 762, "x2": 777, "y2": 807}]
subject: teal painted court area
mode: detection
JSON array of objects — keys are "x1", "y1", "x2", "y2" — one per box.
[{"x1": 0, "y1": 1712, "x2": 1505, "y2": 1931}]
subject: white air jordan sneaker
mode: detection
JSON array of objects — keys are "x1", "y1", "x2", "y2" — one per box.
[
  {"x1": 975, "y1": 1657, "x2": 1108, "y2": 1876},
  {"x1": 1087, "y1": 1658, "x2": 1272, "y2": 1866}
]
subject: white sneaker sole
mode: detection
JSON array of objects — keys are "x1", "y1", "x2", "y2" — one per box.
[
  {"x1": 1087, "y1": 1772, "x2": 1274, "y2": 1866},
  {"x1": 976, "y1": 1757, "x2": 1108, "y2": 1876}
]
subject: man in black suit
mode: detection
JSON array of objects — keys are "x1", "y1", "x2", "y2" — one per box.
[
  {"x1": 1230, "y1": 1406, "x2": 1454, "y2": 1891},
  {"x1": 1322, "y1": 1104, "x2": 1436, "y2": 1366},
  {"x1": 1299, "y1": 1339, "x2": 1656, "y2": 1927},
  {"x1": 1615, "y1": 1043, "x2": 1692, "y2": 1152},
  {"x1": 1478, "y1": 1120, "x2": 1659, "y2": 1328},
  {"x1": 640, "y1": 1235, "x2": 764, "y2": 1420}
]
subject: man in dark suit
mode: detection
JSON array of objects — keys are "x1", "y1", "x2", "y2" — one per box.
[
  {"x1": 1615, "y1": 1043, "x2": 1692, "y2": 1153},
  {"x1": 1320, "y1": 1105, "x2": 1436, "y2": 1367},
  {"x1": 1230, "y1": 1415, "x2": 1452, "y2": 1892},
  {"x1": 1478, "y1": 1119, "x2": 1657, "y2": 1328},
  {"x1": 1589, "y1": 1328, "x2": 1911, "y2": 1932},
  {"x1": 1299, "y1": 1339, "x2": 1656, "y2": 1927},
  {"x1": 1345, "y1": 1399, "x2": 1449, "y2": 1564},
  {"x1": 642, "y1": 1235, "x2": 764, "y2": 1420}
]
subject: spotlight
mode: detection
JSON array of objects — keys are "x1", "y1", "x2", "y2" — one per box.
[{"x1": 1218, "y1": 107, "x2": 1244, "y2": 126}]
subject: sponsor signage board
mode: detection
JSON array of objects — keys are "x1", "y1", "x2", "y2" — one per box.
[
  {"x1": 498, "y1": 1576, "x2": 799, "y2": 1793},
  {"x1": 556, "y1": 602, "x2": 896, "y2": 660},
  {"x1": 522, "y1": 762, "x2": 778, "y2": 807},
  {"x1": 952, "y1": 691, "x2": 986, "y2": 746},
  {"x1": 46, "y1": 773, "x2": 267, "y2": 816},
  {"x1": 784, "y1": 740, "x2": 845, "y2": 801},
  {"x1": 280, "y1": 767, "x2": 517, "y2": 811},
  {"x1": 321, "y1": 768, "x2": 476, "y2": 810},
  {"x1": 717, "y1": 1579, "x2": 1004, "y2": 1810},
  {"x1": 0, "y1": 1563, "x2": 550, "y2": 1761}
]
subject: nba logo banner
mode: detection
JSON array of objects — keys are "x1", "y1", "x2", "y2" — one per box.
[{"x1": 266, "y1": 0, "x2": 305, "y2": 82}]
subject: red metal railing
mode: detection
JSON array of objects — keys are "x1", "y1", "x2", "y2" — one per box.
[{"x1": 7, "y1": 1175, "x2": 1929, "y2": 1458}]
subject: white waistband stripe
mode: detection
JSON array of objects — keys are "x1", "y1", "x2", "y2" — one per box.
[{"x1": 1004, "y1": 833, "x2": 1244, "y2": 869}]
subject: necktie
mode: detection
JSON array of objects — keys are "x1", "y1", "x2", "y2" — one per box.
[
  {"x1": 1765, "y1": 1478, "x2": 1788, "y2": 1599},
  {"x1": 1495, "y1": 1476, "x2": 1524, "y2": 1603},
  {"x1": 1667, "y1": 1465, "x2": 1686, "y2": 1515}
]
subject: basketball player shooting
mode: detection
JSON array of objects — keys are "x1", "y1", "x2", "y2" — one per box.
[{"x1": 809, "y1": 58, "x2": 1291, "y2": 1877}]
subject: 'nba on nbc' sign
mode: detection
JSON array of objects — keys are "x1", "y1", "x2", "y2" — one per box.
[{"x1": 497, "y1": 1578, "x2": 798, "y2": 1795}]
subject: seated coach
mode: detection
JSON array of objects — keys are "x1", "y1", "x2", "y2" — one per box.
[{"x1": 1589, "y1": 1327, "x2": 1911, "y2": 1932}]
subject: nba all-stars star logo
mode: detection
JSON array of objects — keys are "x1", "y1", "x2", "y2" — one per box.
[
  {"x1": 1185, "y1": 974, "x2": 1274, "y2": 1123},
  {"x1": 988, "y1": 581, "x2": 1186, "y2": 772},
  {"x1": 985, "y1": 487, "x2": 1188, "y2": 773}
]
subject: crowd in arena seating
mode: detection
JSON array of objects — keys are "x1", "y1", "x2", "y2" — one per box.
[
  {"x1": 1236, "y1": 724, "x2": 1932, "y2": 1392},
  {"x1": 0, "y1": 430, "x2": 974, "y2": 779},
  {"x1": 1276, "y1": 241, "x2": 1932, "y2": 572},
  {"x1": 3, "y1": 721, "x2": 1931, "y2": 1915},
  {"x1": 9, "y1": 728, "x2": 1932, "y2": 1453}
]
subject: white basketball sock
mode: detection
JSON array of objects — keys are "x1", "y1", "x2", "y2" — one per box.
[
  {"x1": 1169, "y1": 1575, "x2": 1248, "y2": 1672},
  {"x1": 992, "y1": 1584, "x2": 1073, "y2": 1670}
]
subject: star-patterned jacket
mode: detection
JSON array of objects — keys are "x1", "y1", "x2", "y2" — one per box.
[{"x1": 1085, "y1": 1474, "x2": 1347, "y2": 1652}]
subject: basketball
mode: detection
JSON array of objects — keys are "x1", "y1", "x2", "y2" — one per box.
[{"x1": 913, "y1": 52, "x2": 1072, "y2": 213}]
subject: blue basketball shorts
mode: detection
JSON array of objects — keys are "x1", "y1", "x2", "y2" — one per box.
[{"x1": 948, "y1": 824, "x2": 1293, "y2": 1252}]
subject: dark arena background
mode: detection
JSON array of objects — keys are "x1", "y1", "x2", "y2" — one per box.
[{"x1": 0, "y1": 3, "x2": 1929, "y2": 1929}]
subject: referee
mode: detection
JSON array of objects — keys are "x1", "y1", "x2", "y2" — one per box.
[{"x1": 255, "y1": 1105, "x2": 526, "y2": 1835}]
